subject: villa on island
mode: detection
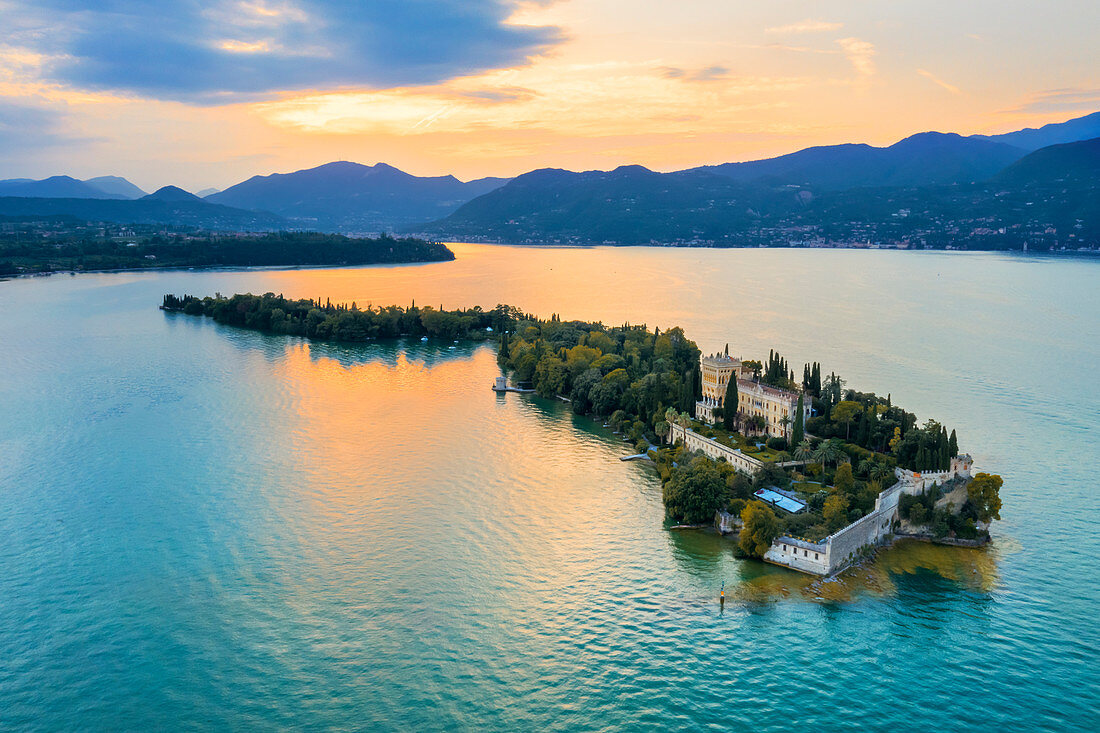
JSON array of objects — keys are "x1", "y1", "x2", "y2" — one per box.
[
  {"x1": 696, "y1": 350, "x2": 811, "y2": 440},
  {"x1": 682, "y1": 348, "x2": 979, "y2": 577}
]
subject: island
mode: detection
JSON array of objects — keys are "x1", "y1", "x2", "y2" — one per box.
[
  {"x1": 1, "y1": 227, "x2": 454, "y2": 277},
  {"x1": 162, "y1": 293, "x2": 1003, "y2": 578}
]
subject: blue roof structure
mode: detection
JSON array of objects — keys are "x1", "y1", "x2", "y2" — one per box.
[{"x1": 754, "y1": 488, "x2": 806, "y2": 514}]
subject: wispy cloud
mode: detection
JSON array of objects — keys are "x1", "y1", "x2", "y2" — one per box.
[
  {"x1": 1000, "y1": 87, "x2": 1100, "y2": 114},
  {"x1": 917, "y1": 69, "x2": 961, "y2": 95},
  {"x1": 255, "y1": 61, "x2": 805, "y2": 141},
  {"x1": 766, "y1": 20, "x2": 843, "y2": 34},
  {"x1": 660, "y1": 65, "x2": 731, "y2": 82},
  {"x1": 836, "y1": 37, "x2": 876, "y2": 77}
]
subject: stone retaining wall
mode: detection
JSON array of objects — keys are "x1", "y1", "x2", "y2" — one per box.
[{"x1": 669, "y1": 423, "x2": 764, "y2": 476}]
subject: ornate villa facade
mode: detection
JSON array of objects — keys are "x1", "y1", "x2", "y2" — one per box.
[{"x1": 696, "y1": 351, "x2": 811, "y2": 440}]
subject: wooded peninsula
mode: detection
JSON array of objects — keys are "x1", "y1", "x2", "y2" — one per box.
[
  {"x1": 1, "y1": 231, "x2": 453, "y2": 277},
  {"x1": 163, "y1": 293, "x2": 1002, "y2": 566}
]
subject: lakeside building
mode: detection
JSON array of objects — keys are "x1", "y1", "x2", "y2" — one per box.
[
  {"x1": 764, "y1": 457, "x2": 975, "y2": 576},
  {"x1": 696, "y1": 350, "x2": 811, "y2": 440}
]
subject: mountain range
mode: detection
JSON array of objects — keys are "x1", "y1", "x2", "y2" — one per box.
[
  {"x1": 0, "y1": 175, "x2": 146, "y2": 200},
  {"x1": 0, "y1": 189, "x2": 285, "y2": 231},
  {"x1": 690, "y1": 132, "x2": 1026, "y2": 189},
  {"x1": 206, "y1": 161, "x2": 509, "y2": 231},
  {"x1": 415, "y1": 137, "x2": 1100, "y2": 248},
  {"x1": 2, "y1": 110, "x2": 1098, "y2": 244}
]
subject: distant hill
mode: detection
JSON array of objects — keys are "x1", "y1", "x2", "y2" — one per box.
[
  {"x1": 196, "y1": 188, "x2": 221, "y2": 198},
  {"x1": 417, "y1": 165, "x2": 797, "y2": 244},
  {"x1": 83, "y1": 176, "x2": 147, "y2": 199},
  {"x1": 207, "y1": 161, "x2": 509, "y2": 231},
  {"x1": 975, "y1": 111, "x2": 1100, "y2": 151},
  {"x1": 691, "y1": 132, "x2": 1026, "y2": 189},
  {"x1": 418, "y1": 138, "x2": 1100, "y2": 249},
  {"x1": 0, "y1": 196, "x2": 286, "y2": 231},
  {"x1": 0, "y1": 176, "x2": 126, "y2": 199},
  {"x1": 142, "y1": 185, "x2": 202, "y2": 202},
  {"x1": 992, "y1": 136, "x2": 1100, "y2": 186}
]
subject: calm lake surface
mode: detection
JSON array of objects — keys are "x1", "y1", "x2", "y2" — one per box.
[{"x1": 1, "y1": 244, "x2": 1098, "y2": 730}]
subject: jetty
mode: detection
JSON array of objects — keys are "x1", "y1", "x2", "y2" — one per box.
[{"x1": 492, "y1": 376, "x2": 535, "y2": 393}]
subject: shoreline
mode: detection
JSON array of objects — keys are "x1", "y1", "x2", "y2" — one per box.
[
  {"x1": 0, "y1": 257, "x2": 453, "y2": 282},
  {"x1": 432, "y1": 240, "x2": 1100, "y2": 255}
]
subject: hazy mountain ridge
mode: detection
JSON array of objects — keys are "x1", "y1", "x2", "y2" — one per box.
[
  {"x1": 3, "y1": 111, "x2": 1098, "y2": 240},
  {"x1": 207, "y1": 161, "x2": 511, "y2": 231},
  {"x1": 0, "y1": 196, "x2": 286, "y2": 231},
  {"x1": 0, "y1": 175, "x2": 147, "y2": 200},
  {"x1": 84, "y1": 176, "x2": 148, "y2": 199},
  {"x1": 691, "y1": 133, "x2": 1026, "y2": 189},
  {"x1": 975, "y1": 111, "x2": 1100, "y2": 151},
  {"x1": 416, "y1": 137, "x2": 1100, "y2": 250}
]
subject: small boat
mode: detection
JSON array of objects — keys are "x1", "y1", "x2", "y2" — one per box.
[{"x1": 420, "y1": 336, "x2": 428, "y2": 342}]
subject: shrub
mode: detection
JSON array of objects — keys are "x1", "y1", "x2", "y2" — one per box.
[{"x1": 766, "y1": 437, "x2": 788, "y2": 451}]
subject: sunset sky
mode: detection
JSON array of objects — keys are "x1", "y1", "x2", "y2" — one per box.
[{"x1": 2, "y1": 0, "x2": 1098, "y2": 191}]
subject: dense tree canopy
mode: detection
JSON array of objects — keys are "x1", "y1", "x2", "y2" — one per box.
[
  {"x1": 164, "y1": 292, "x2": 501, "y2": 341},
  {"x1": 967, "y1": 473, "x2": 1004, "y2": 523},
  {"x1": 662, "y1": 456, "x2": 728, "y2": 524},
  {"x1": 7, "y1": 232, "x2": 453, "y2": 275},
  {"x1": 739, "y1": 501, "x2": 781, "y2": 558}
]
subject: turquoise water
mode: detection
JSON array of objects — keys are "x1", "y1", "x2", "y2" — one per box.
[{"x1": 1, "y1": 245, "x2": 1097, "y2": 730}]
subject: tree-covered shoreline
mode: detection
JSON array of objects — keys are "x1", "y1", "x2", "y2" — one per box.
[
  {"x1": 162, "y1": 292, "x2": 501, "y2": 341},
  {"x1": 2, "y1": 232, "x2": 454, "y2": 277},
  {"x1": 163, "y1": 293, "x2": 1000, "y2": 557}
]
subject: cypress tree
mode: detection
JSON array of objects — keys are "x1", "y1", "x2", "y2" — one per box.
[
  {"x1": 792, "y1": 394, "x2": 805, "y2": 445},
  {"x1": 856, "y1": 410, "x2": 871, "y2": 447},
  {"x1": 723, "y1": 377, "x2": 738, "y2": 431},
  {"x1": 949, "y1": 429, "x2": 958, "y2": 457},
  {"x1": 681, "y1": 369, "x2": 695, "y2": 413}
]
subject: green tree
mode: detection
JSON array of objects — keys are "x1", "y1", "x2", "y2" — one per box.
[
  {"x1": 949, "y1": 429, "x2": 959, "y2": 457},
  {"x1": 833, "y1": 462, "x2": 855, "y2": 496},
  {"x1": 791, "y1": 394, "x2": 805, "y2": 445},
  {"x1": 662, "y1": 456, "x2": 727, "y2": 524},
  {"x1": 870, "y1": 461, "x2": 893, "y2": 484},
  {"x1": 739, "y1": 501, "x2": 780, "y2": 558},
  {"x1": 723, "y1": 376, "x2": 738, "y2": 431},
  {"x1": 655, "y1": 420, "x2": 670, "y2": 444},
  {"x1": 812, "y1": 439, "x2": 842, "y2": 469},
  {"x1": 823, "y1": 494, "x2": 850, "y2": 531},
  {"x1": 967, "y1": 472, "x2": 1003, "y2": 523},
  {"x1": 793, "y1": 439, "x2": 814, "y2": 463},
  {"x1": 832, "y1": 400, "x2": 863, "y2": 439}
]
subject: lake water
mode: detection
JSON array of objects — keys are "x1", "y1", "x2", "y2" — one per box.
[{"x1": 1, "y1": 244, "x2": 1098, "y2": 730}]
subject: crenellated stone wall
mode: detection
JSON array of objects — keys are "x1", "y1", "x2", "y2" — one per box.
[
  {"x1": 765, "y1": 456, "x2": 975, "y2": 576},
  {"x1": 669, "y1": 421, "x2": 975, "y2": 577}
]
